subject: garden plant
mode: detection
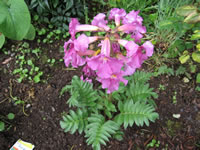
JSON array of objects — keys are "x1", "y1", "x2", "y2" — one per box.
[
  {"x1": 60, "y1": 8, "x2": 159, "y2": 150},
  {"x1": 0, "y1": 0, "x2": 200, "y2": 150}
]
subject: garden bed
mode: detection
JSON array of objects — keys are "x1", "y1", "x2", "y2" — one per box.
[{"x1": 0, "y1": 39, "x2": 200, "y2": 150}]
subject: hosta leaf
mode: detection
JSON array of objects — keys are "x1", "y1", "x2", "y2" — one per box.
[
  {"x1": 184, "y1": 12, "x2": 200, "y2": 24},
  {"x1": 0, "y1": 0, "x2": 31, "y2": 40},
  {"x1": 24, "y1": 24, "x2": 35, "y2": 40},
  {"x1": 176, "y1": 5, "x2": 197, "y2": 17},
  {"x1": 0, "y1": 33, "x2": 5, "y2": 49},
  {"x1": 192, "y1": 52, "x2": 200, "y2": 63}
]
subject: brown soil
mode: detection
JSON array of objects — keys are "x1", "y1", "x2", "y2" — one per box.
[{"x1": 0, "y1": 40, "x2": 200, "y2": 150}]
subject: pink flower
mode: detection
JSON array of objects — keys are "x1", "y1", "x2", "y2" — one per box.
[
  {"x1": 118, "y1": 39, "x2": 139, "y2": 57},
  {"x1": 80, "y1": 75, "x2": 92, "y2": 83},
  {"x1": 131, "y1": 31, "x2": 143, "y2": 43},
  {"x1": 87, "y1": 55, "x2": 123, "y2": 78},
  {"x1": 109, "y1": 8, "x2": 126, "y2": 26},
  {"x1": 118, "y1": 24, "x2": 137, "y2": 32},
  {"x1": 69, "y1": 18, "x2": 80, "y2": 40},
  {"x1": 73, "y1": 34, "x2": 98, "y2": 56},
  {"x1": 112, "y1": 43, "x2": 120, "y2": 53},
  {"x1": 98, "y1": 71, "x2": 128, "y2": 93},
  {"x1": 141, "y1": 41, "x2": 154, "y2": 57},
  {"x1": 76, "y1": 25, "x2": 100, "y2": 32},
  {"x1": 92, "y1": 13, "x2": 110, "y2": 31},
  {"x1": 82, "y1": 65, "x2": 96, "y2": 77},
  {"x1": 101, "y1": 37, "x2": 111, "y2": 57},
  {"x1": 122, "y1": 10, "x2": 143, "y2": 25},
  {"x1": 63, "y1": 39, "x2": 85, "y2": 68}
]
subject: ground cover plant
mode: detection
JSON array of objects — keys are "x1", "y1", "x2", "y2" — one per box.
[{"x1": 0, "y1": 0, "x2": 200, "y2": 150}]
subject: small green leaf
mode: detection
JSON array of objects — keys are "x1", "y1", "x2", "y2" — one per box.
[
  {"x1": 176, "y1": 5, "x2": 197, "y2": 16},
  {"x1": 179, "y1": 54, "x2": 190, "y2": 64},
  {"x1": 192, "y1": 52, "x2": 200, "y2": 63},
  {"x1": 191, "y1": 32, "x2": 200, "y2": 40},
  {"x1": 7, "y1": 113, "x2": 15, "y2": 120},
  {"x1": 0, "y1": 33, "x2": 5, "y2": 49},
  {"x1": 66, "y1": 0, "x2": 73, "y2": 11},
  {"x1": 33, "y1": 72, "x2": 43, "y2": 83},
  {"x1": 196, "y1": 73, "x2": 200, "y2": 83},
  {"x1": 0, "y1": 121, "x2": 5, "y2": 131}
]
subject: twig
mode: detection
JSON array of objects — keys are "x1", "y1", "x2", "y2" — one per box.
[{"x1": 0, "y1": 98, "x2": 8, "y2": 104}]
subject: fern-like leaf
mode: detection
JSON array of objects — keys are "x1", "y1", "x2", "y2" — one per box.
[
  {"x1": 60, "y1": 76, "x2": 98, "y2": 108},
  {"x1": 85, "y1": 114, "x2": 119, "y2": 150},
  {"x1": 60, "y1": 109, "x2": 88, "y2": 134},
  {"x1": 128, "y1": 70, "x2": 153, "y2": 84},
  {"x1": 127, "y1": 82, "x2": 158, "y2": 103},
  {"x1": 115, "y1": 101, "x2": 159, "y2": 129}
]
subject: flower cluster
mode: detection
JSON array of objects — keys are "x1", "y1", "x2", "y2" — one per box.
[{"x1": 64, "y1": 8, "x2": 154, "y2": 93}]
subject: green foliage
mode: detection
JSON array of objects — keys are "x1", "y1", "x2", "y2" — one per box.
[
  {"x1": 25, "y1": 0, "x2": 84, "y2": 32},
  {"x1": 0, "y1": 0, "x2": 35, "y2": 48},
  {"x1": 85, "y1": 114, "x2": 120, "y2": 150},
  {"x1": 154, "y1": 65, "x2": 174, "y2": 76},
  {"x1": 7, "y1": 113, "x2": 15, "y2": 120},
  {"x1": 0, "y1": 33, "x2": 5, "y2": 49},
  {"x1": 60, "y1": 76, "x2": 98, "y2": 109},
  {"x1": 177, "y1": 5, "x2": 200, "y2": 24},
  {"x1": 115, "y1": 101, "x2": 159, "y2": 128},
  {"x1": 152, "y1": 0, "x2": 194, "y2": 58},
  {"x1": 0, "y1": 121, "x2": 5, "y2": 132},
  {"x1": 60, "y1": 71, "x2": 159, "y2": 150},
  {"x1": 9, "y1": 42, "x2": 43, "y2": 83},
  {"x1": 147, "y1": 139, "x2": 160, "y2": 148},
  {"x1": 0, "y1": 113, "x2": 15, "y2": 132},
  {"x1": 60, "y1": 109, "x2": 88, "y2": 134}
]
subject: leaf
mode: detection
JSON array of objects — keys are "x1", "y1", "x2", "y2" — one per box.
[
  {"x1": 197, "y1": 73, "x2": 200, "y2": 83},
  {"x1": 159, "y1": 20, "x2": 173, "y2": 29},
  {"x1": 0, "y1": 0, "x2": 31, "y2": 40},
  {"x1": 197, "y1": 44, "x2": 200, "y2": 51},
  {"x1": 191, "y1": 32, "x2": 200, "y2": 40},
  {"x1": 0, "y1": 33, "x2": 5, "y2": 49},
  {"x1": 0, "y1": 121, "x2": 5, "y2": 132},
  {"x1": 7, "y1": 113, "x2": 15, "y2": 120},
  {"x1": 60, "y1": 109, "x2": 88, "y2": 134},
  {"x1": 176, "y1": 5, "x2": 197, "y2": 17},
  {"x1": 85, "y1": 114, "x2": 119, "y2": 150},
  {"x1": 179, "y1": 53, "x2": 190, "y2": 64},
  {"x1": 184, "y1": 12, "x2": 200, "y2": 24},
  {"x1": 192, "y1": 52, "x2": 200, "y2": 63},
  {"x1": 33, "y1": 72, "x2": 43, "y2": 83},
  {"x1": 114, "y1": 101, "x2": 159, "y2": 129},
  {"x1": 66, "y1": 0, "x2": 73, "y2": 11},
  {"x1": 24, "y1": 24, "x2": 35, "y2": 40}
]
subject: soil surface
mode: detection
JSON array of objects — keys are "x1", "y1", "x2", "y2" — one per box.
[{"x1": 0, "y1": 39, "x2": 200, "y2": 150}]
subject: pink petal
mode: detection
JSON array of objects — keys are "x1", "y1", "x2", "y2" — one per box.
[
  {"x1": 101, "y1": 38, "x2": 111, "y2": 57},
  {"x1": 69, "y1": 18, "x2": 80, "y2": 40},
  {"x1": 142, "y1": 41, "x2": 154, "y2": 57},
  {"x1": 76, "y1": 25, "x2": 99, "y2": 32}
]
